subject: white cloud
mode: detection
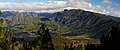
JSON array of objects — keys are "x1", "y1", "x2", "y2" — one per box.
[
  {"x1": 107, "y1": 6, "x2": 114, "y2": 10},
  {"x1": 68, "y1": 0, "x2": 91, "y2": 9},
  {"x1": 0, "y1": 0, "x2": 120, "y2": 17},
  {"x1": 101, "y1": 0, "x2": 112, "y2": 4},
  {"x1": 0, "y1": 0, "x2": 108, "y2": 14},
  {"x1": 0, "y1": 1, "x2": 67, "y2": 11},
  {"x1": 1, "y1": 0, "x2": 93, "y2": 12},
  {"x1": 67, "y1": 0, "x2": 107, "y2": 14},
  {"x1": 96, "y1": 6, "x2": 101, "y2": 9}
]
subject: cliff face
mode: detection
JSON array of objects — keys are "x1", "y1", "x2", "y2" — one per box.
[{"x1": 53, "y1": 9, "x2": 120, "y2": 38}]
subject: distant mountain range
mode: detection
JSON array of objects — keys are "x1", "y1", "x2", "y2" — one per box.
[
  {"x1": 0, "y1": 11, "x2": 58, "y2": 18},
  {"x1": 1, "y1": 9, "x2": 120, "y2": 38}
]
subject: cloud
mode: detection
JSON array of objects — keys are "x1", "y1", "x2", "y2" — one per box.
[
  {"x1": 107, "y1": 6, "x2": 114, "y2": 10},
  {"x1": 0, "y1": 1, "x2": 67, "y2": 11},
  {"x1": 101, "y1": 0, "x2": 112, "y2": 4},
  {"x1": 68, "y1": 0, "x2": 91, "y2": 8},
  {"x1": 0, "y1": 0, "x2": 120, "y2": 17},
  {"x1": 96, "y1": 6, "x2": 101, "y2": 9},
  {"x1": 0, "y1": 0, "x2": 92, "y2": 12},
  {"x1": 0, "y1": 0, "x2": 107, "y2": 14},
  {"x1": 68, "y1": 0, "x2": 107, "y2": 14}
]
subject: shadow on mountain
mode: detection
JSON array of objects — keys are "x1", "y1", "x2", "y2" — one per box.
[{"x1": 85, "y1": 24, "x2": 120, "y2": 50}]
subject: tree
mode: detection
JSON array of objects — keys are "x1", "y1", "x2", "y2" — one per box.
[
  {"x1": 85, "y1": 43, "x2": 99, "y2": 50},
  {"x1": 35, "y1": 23, "x2": 55, "y2": 50},
  {"x1": 85, "y1": 25, "x2": 120, "y2": 50},
  {"x1": 0, "y1": 24, "x2": 15, "y2": 50},
  {"x1": 0, "y1": 10, "x2": 15, "y2": 50},
  {"x1": 36, "y1": 24, "x2": 45, "y2": 40},
  {"x1": 64, "y1": 43, "x2": 69, "y2": 50},
  {"x1": 5, "y1": 19, "x2": 11, "y2": 29},
  {"x1": 0, "y1": 18, "x2": 4, "y2": 25},
  {"x1": 0, "y1": 10, "x2": 2, "y2": 16},
  {"x1": 69, "y1": 43, "x2": 74, "y2": 50},
  {"x1": 99, "y1": 25, "x2": 120, "y2": 50},
  {"x1": 0, "y1": 11, "x2": 3, "y2": 26}
]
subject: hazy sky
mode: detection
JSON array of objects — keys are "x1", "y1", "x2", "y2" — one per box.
[{"x1": 0, "y1": 0, "x2": 120, "y2": 17}]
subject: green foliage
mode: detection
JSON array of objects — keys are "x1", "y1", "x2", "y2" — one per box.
[
  {"x1": 0, "y1": 18, "x2": 4, "y2": 25},
  {"x1": 6, "y1": 19, "x2": 11, "y2": 25},
  {"x1": 0, "y1": 10, "x2": 2, "y2": 16},
  {"x1": 7, "y1": 15, "x2": 72, "y2": 34},
  {"x1": 0, "y1": 24, "x2": 14, "y2": 50},
  {"x1": 59, "y1": 25, "x2": 71, "y2": 33},
  {"x1": 52, "y1": 34, "x2": 72, "y2": 44},
  {"x1": 35, "y1": 23, "x2": 55, "y2": 50}
]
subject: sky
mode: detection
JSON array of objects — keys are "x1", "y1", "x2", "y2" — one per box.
[{"x1": 0, "y1": 0, "x2": 120, "y2": 17}]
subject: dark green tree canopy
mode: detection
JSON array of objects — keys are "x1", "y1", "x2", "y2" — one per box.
[{"x1": 0, "y1": 10, "x2": 2, "y2": 16}]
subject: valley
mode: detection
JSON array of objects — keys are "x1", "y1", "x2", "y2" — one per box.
[{"x1": 0, "y1": 9, "x2": 120, "y2": 50}]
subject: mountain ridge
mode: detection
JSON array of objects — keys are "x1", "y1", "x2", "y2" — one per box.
[
  {"x1": 53, "y1": 9, "x2": 120, "y2": 38},
  {"x1": 1, "y1": 9, "x2": 120, "y2": 38}
]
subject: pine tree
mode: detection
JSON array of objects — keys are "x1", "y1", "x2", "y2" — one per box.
[
  {"x1": 0, "y1": 10, "x2": 2, "y2": 16},
  {"x1": 35, "y1": 23, "x2": 54, "y2": 50}
]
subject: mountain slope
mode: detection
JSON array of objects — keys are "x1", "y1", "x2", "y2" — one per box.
[
  {"x1": 5, "y1": 12, "x2": 69, "y2": 34},
  {"x1": 2, "y1": 9, "x2": 120, "y2": 38},
  {"x1": 53, "y1": 9, "x2": 120, "y2": 38}
]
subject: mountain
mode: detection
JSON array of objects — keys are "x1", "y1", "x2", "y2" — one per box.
[
  {"x1": 4, "y1": 11, "x2": 67, "y2": 34},
  {"x1": 0, "y1": 11, "x2": 57, "y2": 18},
  {"x1": 0, "y1": 10, "x2": 71, "y2": 34},
  {"x1": 53, "y1": 9, "x2": 120, "y2": 38},
  {"x1": 2, "y1": 9, "x2": 120, "y2": 38}
]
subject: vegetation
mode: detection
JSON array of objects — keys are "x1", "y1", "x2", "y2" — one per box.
[
  {"x1": 35, "y1": 23, "x2": 55, "y2": 50},
  {"x1": 0, "y1": 11, "x2": 15, "y2": 50},
  {"x1": 54, "y1": 9, "x2": 115, "y2": 37},
  {"x1": 6, "y1": 15, "x2": 71, "y2": 34},
  {"x1": 0, "y1": 27, "x2": 14, "y2": 50},
  {"x1": 0, "y1": 9, "x2": 120, "y2": 50},
  {"x1": 0, "y1": 10, "x2": 2, "y2": 15},
  {"x1": 85, "y1": 25, "x2": 120, "y2": 50}
]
